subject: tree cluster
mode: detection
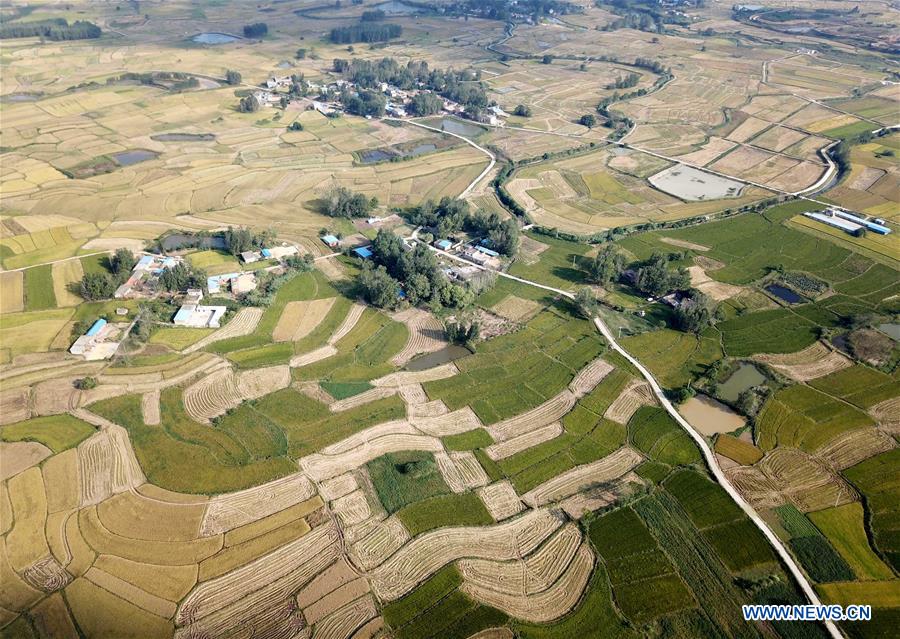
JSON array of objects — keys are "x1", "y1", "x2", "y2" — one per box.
[
  {"x1": 225, "y1": 70, "x2": 242, "y2": 85},
  {"x1": 607, "y1": 72, "x2": 639, "y2": 89},
  {"x1": 404, "y1": 197, "x2": 519, "y2": 257},
  {"x1": 359, "y1": 230, "x2": 474, "y2": 309},
  {"x1": 159, "y1": 262, "x2": 206, "y2": 292},
  {"x1": 513, "y1": 104, "x2": 532, "y2": 117},
  {"x1": 672, "y1": 290, "x2": 714, "y2": 334},
  {"x1": 440, "y1": 0, "x2": 581, "y2": 22},
  {"x1": 80, "y1": 249, "x2": 137, "y2": 300},
  {"x1": 633, "y1": 252, "x2": 689, "y2": 297},
  {"x1": 588, "y1": 245, "x2": 626, "y2": 285},
  {"x1": 222, "y1": 227, "x2": 275, "y2": 256},
  {"x1": 0, "y1": 18, "x2": 101, "y2": 40},
  {"x1": 411, "y1": 92, "x2": 444, "y2": 116},
  {"x1": 321, "y1": 186, "x2": 376, "y2": 218},
  {"x1": 361, "y1": 9, "x2": 386, "y2": 21},
  {"x1": 243, "y1": 23, "x2": 268, "y2": 38},
  {"x1": 340, "y1": 87, "x2": 387, "y2": 116},
  {"x1": 331, "y1": 57, "x2": 488, "y2": 113},
  {"x1": 238, "y1": 94, "x2": 261, "y2": 113},
  {"x1": 329, "y1": 23, "x2": 402, "y2": 44}
]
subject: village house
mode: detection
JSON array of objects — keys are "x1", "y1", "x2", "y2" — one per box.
[
  {"x1": 206, "y1": 272, "x2": 258, "y2": 296},
  {"x1": 321, "y1": 234, "x2": 340, "y2": 249},
  {"x1": 114, "y1": 254, "x2": 183, "y2": 299},
  {"x1": 173, "y1": 290, "x2": 227, "y2": 328},
  {"x1": 70, "y1": 318, "x2": 126, "y2": 360}
]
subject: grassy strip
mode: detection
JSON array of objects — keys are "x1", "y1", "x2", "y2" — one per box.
[
  {"x1": 396, "y1": 492, "x2": 493, "y2": 537},
  {"x1": 0, "y1": 414, "x2": 95, "y2": 453},
  {"x1": 368, "y1": 452, "x2": 451, "y2": 513},
  {"x1": 24, "y1": 264, "x2": 57, "y2": 311}
]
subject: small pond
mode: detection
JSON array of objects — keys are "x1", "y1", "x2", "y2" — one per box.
[
  {"x1": 405, "y1": 345, "x2": 471, "y2": 371},
  {"x1": 679, "y1": 394, "x2": 746, "y2": 436},
  {"x1": 717, "y1": 363, "x2": 766, "y2": 403},
  {"x1": 192, "y1": 32, "x2": 240, "y2": 44},
  {"x1": 432, "y1": 117, "x2": 485, "y2": 138},
  {"x1": 374, "y1": 0, "x2": 424, "y2": 14},
  {"x1": 112, "y1": 149, "x2": 159, "y2": 166},
  {"x1": 765, "y1": 284, "x2": 804, "y2": 304},
  {"x1": 878, "y1": 323, "x2": 900, "y2": 341},
  {"x1": 2, "y1": 93, "x2": 40, "y2": 103},
  {"x1": 151, "y1": 133, "x2": 216, "y2": 142},
  {"x1": 359, "y1": 143, "x2": 438, "y2": 165},
  {"x1": 159, "y1": 233, "x2": 226, "y2": 252}
]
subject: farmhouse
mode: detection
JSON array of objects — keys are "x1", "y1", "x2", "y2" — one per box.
[
  {"x1": 321, "y1": 234, "x2": 340, "y2": 249},
  {"x1": 240, "y1": 250, "x2": 261, "y2": 263},
  {"x1": 173, "y1": 290, "x2": 227, "y2": 328},
  {"x1": 265, "y1": 76, "x2": 291, "y2": 90},
  {"x1": 832, "y1": 209, "x2": 892, "y2": 235},
  {"x1": 206, "y1": 272, "x2": 258, "y2": 296},
  {"x1": 434, "y1": 239, "x2": 453, "y2": 250},
  {"x1": 114, "y1": 254, "x2": 183, "y2": 298},
  {"x1": 803, "y1": 211, "x2": 864, "y2": 234},
  {"x1": 69, "y1": 318, "x2": 125, "y2": 360},
  {"x1": 353, "y1": 246, "x2": 374, "y2": 259}
]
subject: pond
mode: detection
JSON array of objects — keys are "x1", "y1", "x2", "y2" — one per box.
[
  {"x1": 112, "y1": 149, "x2": 159, "y2": 166},
  {"x1": 358, "y1": 142, "x2": 438, "y2": 164},
  {"x1": 2, "y1": 93, "x2": 40, "y2": 103},
  {"x1": 431, "y1": 117, "x2": 485, "y2": 138},
  {"x1": 717, "y1": 363, "x2": 766, "y2": 403},
  {"x1": 151, "y1": 133, "x2": 216, "y2": 142},
  {"x1": 374, "y1": 0, "x2": 425, "y2": 14},
  {"x1": 765, "y1": 284, "x2": 804, "y2": 304},
  {"x1": 878, "y1": 323, "x2": 900, "y2": 341},
  {"x1": 192, "y1": 32, "x2": 240, "y2": 44},
  {"x1": 159, "y1": 233, "x2": 226, "y2": 252},
  {"x1": 405, "y1": 345, "x2": 471, "y2": 372},
  {"x1": 679, "y1": 394, "x2": 746, "y2": 436},
  {"x1": 648, "y1": 165, "x2": 744, "y2": 201}
]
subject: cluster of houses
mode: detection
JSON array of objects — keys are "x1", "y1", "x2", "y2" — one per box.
[
  {"x1": 239, "y1": 244, "x2": 299, "y2": 263},
  {"x1": 114, "y1": 254, "x2": 183, "y2": 299},
  {"x1": 803, "y1": 208, "x2": 892, "y2": 236}
]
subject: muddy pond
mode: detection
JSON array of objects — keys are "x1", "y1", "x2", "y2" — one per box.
[
  {"x1": 359, "y1": 143, "x2": 437, "y2": 164},
  {"x1": 429, "y1": 118, "x2": 485, "y2": 138},
  {"x1": 717, "y1": 363, "x2": 766, "y2": 403},
  {"x1": 679, "y1": 394, "x2": 745, "y2": 436}
]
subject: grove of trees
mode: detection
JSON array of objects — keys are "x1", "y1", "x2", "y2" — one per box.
[
  {"x1": 633, "y1": 253, "x2": 690, "y2": 297},
  {"x1": 403, "y1": 198, "x2": 519, "y2": 257},
  {"x1": 0, "y1": 18, "x2": 101, "y2": 40},
  {"x1": 243, "y1": 23, "x2": 268, "y2": 38},
  {"x1": 329, "y1": 23, "x2": 402, "y2": 44},
  {"x1": 321, "y1": 186, "x2": 376, "y2": 218}
]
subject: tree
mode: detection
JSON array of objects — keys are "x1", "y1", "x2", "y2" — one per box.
[
  {"x1": 243, "y1": 22, "x2": 268, "y2": 38},
  {"x1": 579, "y1": 113, "x2": 597, "y2": 128},
  {"x1": 110, "y1": 248, "x2": 136, "y2": 276},
  {"x1": 159, "y1": 263, "x2": 205, "y2": 292},
  {"x1": 635, "y1": 253, "x2": 687, "y2": 297},
  {"x1": 411, "y1": 92, "x2": 444, "y2": 116},
  {"x1": 80, "y1": 273, "x2": 116, "y2": 300},
  {"x1": 487, "y1": 218, "x2": 519, "y2": 257},
  {"x1": 321, "y1": 186, "x2": 374, "y2": 218},
  {"x1": 225, "y1": 69, "x2": 242, "y2": 85},
  {"x1": 513, "y1": 104, "x2": 532, "y2": 117},
  {"x1": 541, "y1": 54, "x2": 553, "y2": 64},
  {"x1": 74, "y1": 376, "x2": 98, "y2": 390},
  {"x1": 238, "y1": 94, "x2": 260, "y2": 113},
  {"x1": 574, "y1": 288, "x2": 599, "y2": 319},
  {"x1": 589, "y1": 245, "x2": 625, "y2": 285},
  {"x1": 673, "y1": 291, "x2": 714, "y2": 334},
  {"x1": 736, "y1": 386, "x2": 767, "y2": 418},
  {"x1": 296, "y1": 48, "x2": 307, "y2": 59},
  {"x1": 357, "y1": 262, "x2": 399, "y2": 308},
  {"x1": 288, "y1": 121, "x2": 304, "y2": 131}
]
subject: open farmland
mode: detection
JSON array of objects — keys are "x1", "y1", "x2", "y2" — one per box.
[{"x1": 1, "y1": 0, "x2": 898, "y2": 636}]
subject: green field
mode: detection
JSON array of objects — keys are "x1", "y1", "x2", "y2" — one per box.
[
  {"x1": 0, "y1": 414, "x2": 95, "y2": 453},
  {"x1": 809, "y1": 504, "x2": 895, "y2": 581},
  {"x1": 149, "y1": 327, "x2": 216, "y2": 350},
  {"x1": 843, "y1": 449, "x2": 900, "y2": 573},
  {"x1": 396, "y1": 492, "x2": 493, "y2": 536},
  {"x1": 808, "y1": 365, "x2": 899, "y2": 410},
  {"x1": 628, "y1": 407, "x2": 701, "y2": 466},
  {"x1": 23, "y1": 264, "x2": 57, "y2": 311},
  {"x1": 619, "y1": 329, "x2": 721, "y2": 389},
  {"x1": 368, "y1": 451, "x2": 451, "y2": 513}
]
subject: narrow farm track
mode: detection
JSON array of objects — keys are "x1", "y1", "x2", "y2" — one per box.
[{"x1": 416, "y1": 240, "x2": 841, "y2": 639}]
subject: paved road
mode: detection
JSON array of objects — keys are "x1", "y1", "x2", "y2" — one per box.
[{"x1": 417, "y1": 238, "x2": 841, "y2": 639}]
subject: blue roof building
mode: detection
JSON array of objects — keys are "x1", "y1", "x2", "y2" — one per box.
[
  {"x1": 261, "y1": 248, "x2": 273, "y2": 258},
  {"x1": 136, "y1": 255, "x2": 154, "y2": 269},
  {"x1": 397, "y1": 288, "x2": 407, "y2": 300},
  {"x1": 475, "y1": 245, "x2": 500, "y2": 257},
  {"x1": 353, "y1": 246, "x2": 373, "y2": 259},
  {"x1": 85, "y1": 318, "x2": 107, "y2": 337},
  {"x1": 173, "y1": 307, "x2": 195, "y2": 324},
  {"x1": 321, "y1": 235, "x2": 340, "y2": 248},
  {"x1": 435, "y1": 239, "x2": 452, "y2": 250}
]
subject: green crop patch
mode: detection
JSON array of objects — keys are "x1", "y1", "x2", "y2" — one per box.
[
  {"x1": 614, "y1": 574, "x2": 695, "y2": 624},
  {"x1": 702, "y1": 519, "x2": 775, "y2": 572},
  {"x1": 775, "y1": 504, "x2": 822, "y2": 539},
  {"x1": 808, "y1": 365, "x2": 898, "y2": 410},
  {"x1": 664, "y1": 470, "x2": 743, "y2": 529},
  {"x1": 809, "y1": 503, "x2": 895, "y2": 581},
  {"x1": 628, "y1": 407, "x2": 701, "y2": 466},
  {"x1": 396, "y1": 492, "x2": 493, "y2": 537},
  {"x1": 383, "y1": 565, "x2": 462, "y2": 630},
  {"x1": 588, "y1": 506, "x2": 659, "y2": 559},
  {"x1": 368, "y1": 451, "x2": 451, "y2": 513},
  {"x1": 788, "y1": 535, "x2": 856, "y2": 583},
  {"x1": 442, "y1": 428, "x2": 493, "y2": 451},
  {"x1": 23, "y1": 264, "x2": 56, "y2": 311},
  {"x1": 320, "y1": 380, "x2": 372, "y2": 400},
  {"x1": 0, "y1": 414, "x2": 95, "y2": 453},
  {"x1": 843, "y1": 449, "x2": 900, "y2": 573}
]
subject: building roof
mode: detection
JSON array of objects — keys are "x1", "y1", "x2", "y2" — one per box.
[
  {"x1": 136, "y1": 255, "x2": 155, "y2": 269},
  {"x1": 353, "y1": 246, "x2": 373, "y2": 259},
  {"x1": 475, "y1": 245, "x2": 500, "y2": 257},
  {"x1": 85, "y1": 318, "x2": 107, "y2": 337},
  {"x1": 321, "y1": 235, "x2": 339, "y2": 245},
  {"x1": 435, "y1": 239, "x2": 452, "y2": 249},
  {"x1": 173, "y1": 306, "x2": 196, "y2": 323},
  {"x1": 261, "y1": 248, "x2": 273, "y2": 258}
]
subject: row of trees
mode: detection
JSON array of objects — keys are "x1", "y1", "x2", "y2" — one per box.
[
  {"x1": 607, "y1": 72, "x2": 640, "y2": 89},
  {"x1": 222, "y1": 226, "x2": 275, "y2": 257},
  {"x1": 0, "y1": 18, "x2": 101, "y2": 40},
  {"x1": 404, "y1": 197, "x2": 519, "y2": 257},
  {"x1": 329, "y1": 23, "x2": 402, "y2": 44},
  {"x1": 243, "y1": 23, "x2": 268, "y2": 38}
]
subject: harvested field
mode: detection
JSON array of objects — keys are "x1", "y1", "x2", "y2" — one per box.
[
  {"x1": 521, "y1": 447, "x2": 643, "y2": 508},
  {"x1": 435, "y1": 451, "x2": 490, "y2": 493},
  {"x1": 201, "y1": 472, "x2": 317, "y2": 536},
  {"x1": 329, "y1": 303, "x2": 366, "y2": 345},
  {"x1": 350, "y1": 515, "x2": 411, "y2": 571},
  {"x1": 477, "y1": 481, "x2": 525, "y2": 521},
  {"x1": 688, "y1": 265, "x2": 744, "y2": 302},
  {"x1": 372, "y1": 363, "x2": 459, "y2": 388},
  {"x1": 23, "y1": 555, "x2": 72, "y2": 593},
  {"x1": 302, "y1": 577, "x2": 371, "y2": 626},
  {"x1": 319, "y1": 473, "x2": 359, "y2": 501},
  {"x1": 815, "y1": 429, "x2": 895, "y2": 470},
  {"x1": 330, "y1": 386, "x2": 397, "y2": 412},
  {"x1": 332, "y1": 490, "x2": 373, "y2": 527},
  {"x1": 273, "y1": 298, "x2": 336, "y2": 343},
  {"x1": 302, "y1": 433, "x2": 444, "y2": 481},
  {"x1": 368, "y1": 509, "x2": 563, "y2": 601},
  {"x1": 296, "y1": 558, "x2": 357, "y2": 609},
  {"x1": 291, "y1": 345, "x2": 338, "y2": 368},
  {"x1": 487, "y1": 390, "x2": 577, "y2": 442},
  {"x1": 0, "y1": 386, "x2": 30, "y2": 425},
  {"x1": 492, "y1": 295, "x2": 543, "y2": 322},
  {"x1": 85, "y1": 566, "x2": 176, "y2": 618},
  {"x1": 175, "y1": 523, "x2": 340, "y2": 635},
  {"x1": 568, "y1": 359, "x2": 614, "y2": 397},
  {"x1": 557, "y1": 475, "x2": 639, "y2": 519},
  {"x1": 30, "y1": 592, "x2": 78, "y2": 638},
  {"x1": 462, "y1": 543, "x2": 593, "y2": 623},
  {"x1": 0, "y1": 441, "x2": 51, "y2": 480},
  {"x1": 390, "y1": 309, "x2": 446, "y2": 366},
  {"x1": 77, "y1": 425, "x2": 145, "y2": 506},
  {"x1": 92, "y1": 554, "x2": 197, "y2": 603},
  {"x1": 759, "y1": 448, "x2": 857, "y2": 512},
  {"x1": 317, "y1": 256, "x2": 345, "y2": 280},
  {"x1": 660, "y1": 237, "x2": 710, "y2": 252},
  {"x1": 714, "y1": 434, "x2": 764, "y2": 465},
  {"x1": 311, "y1": 595, "x2": 378, "y2": 639},
  {"x1": 725, "y1": 466, "x2": 785, "y2": 510},
  {"x1": 0, "y1": 270, "x2": 24, "y2": 313},
  {"x1": 870, "y1": 397, "x2": 900, "y2": 435},
  {"x1": 322, "y1": 421, "x2": 419, "y2": 456},
  {"x1": 183, "y1": 365, "x2": 291, "y2": 421},
  {"x1": 485, "y1": 423, "x2": 563, "y2": 461},
  {"x1": 42, "y1": 449, "x2": 79, "y2": 512},
  {"x1": 141, "y1": 390, "x2": 160, "y2": 426},
  {"x1": 604, "y1": 381, "x2": 654, "y2": 424},
  {"x1": 412, "y1": 407, "x2": 483, "y2": 437},
  {"x1": 459, "y1": 523, "x2": 581, "y2": 596},
  {"x1": 183, "y1": 308, "x2": 263, "y2": 353},
  {"x1": 97, "y1": 490, "x2": 206, "y2": 542},
  {"x1": 753, "y1": 342, "x2": 851, "y2": 381}
]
